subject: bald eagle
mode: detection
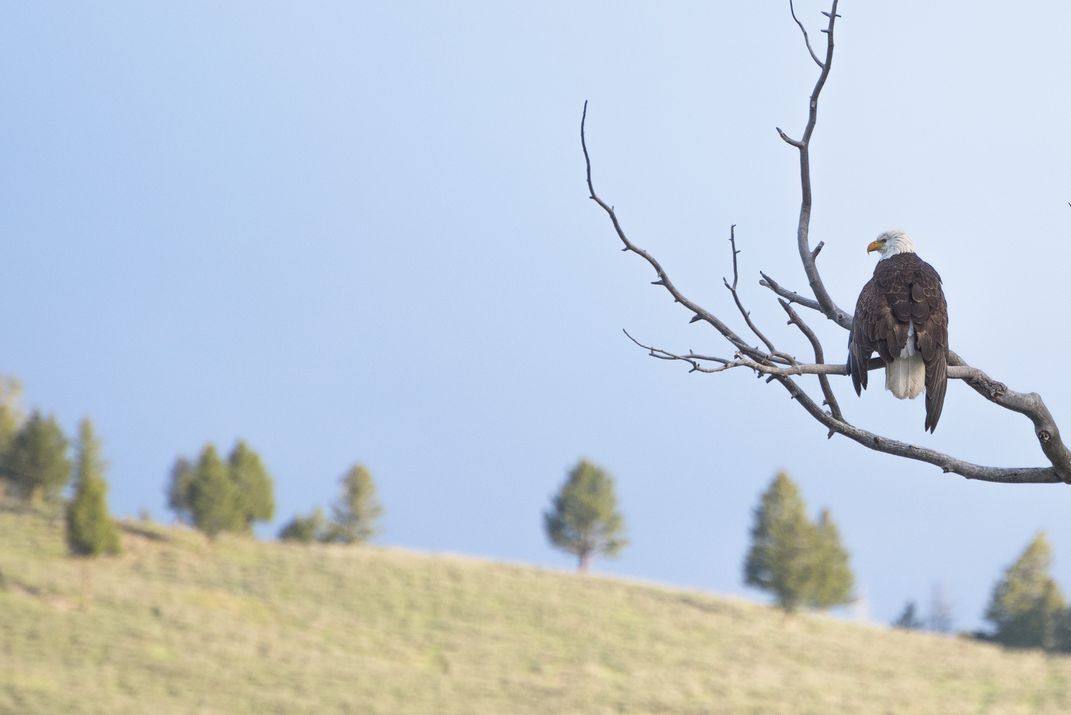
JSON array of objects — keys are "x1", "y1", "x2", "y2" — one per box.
[{"x1": 847, "y1": 230, "x2": 949, "y2": 433}]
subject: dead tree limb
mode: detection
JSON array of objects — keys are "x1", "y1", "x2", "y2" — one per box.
[
  {"x1": 778, "y1": 299, "x2": 842, "y2": 426},
  {"x1": 776, "y1": 0, "x2": 852, "y2": 329},
  {"x1": 581, "y1": 1, "x2": 1071, "y2": 485}
]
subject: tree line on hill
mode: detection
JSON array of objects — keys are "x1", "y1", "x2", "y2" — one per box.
[
  {"x1": 892, "y1": 531, "x2": 1071, "y2": 654},
  {"x1": 0, "y1": 378, "x2": 119, "y2": 557},
  {"x1": 165, "y1": 442, "x2": 384, "y2": 544},
  {"x1": 0, "y1": 376, "x2": 384, "y2": 557},
  {"x1": 276, "y1": 465, "x2": 383, "y2": 544},
  {"x1": 890, "y1": 585, "x2": 955, "y2": 634},
  {"x1": 542, "y1": 459, "x2": 1071, "y2": 654},
  {"x1": 162, "y1": 443, "x2": 382, "y2": 544},
  {"x1": 1, "y1": 373, "x2": 1069, "y2": 654},
  {"x1": 541, "y1": 463, "x2": 854, "y2": 610}
]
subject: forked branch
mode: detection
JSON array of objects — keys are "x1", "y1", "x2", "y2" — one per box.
[{"x1": 582, "y1": 1, "x2": 1071, "y2": 484}]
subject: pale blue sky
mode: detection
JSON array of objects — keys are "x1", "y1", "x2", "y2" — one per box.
[{"x1": 1, "y1": 2, "x2": 1069, "y2": 628}]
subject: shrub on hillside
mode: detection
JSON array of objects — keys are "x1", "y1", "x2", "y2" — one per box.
[{"x1": 65, "y1": 419, "x2": 120, "y2": 557}]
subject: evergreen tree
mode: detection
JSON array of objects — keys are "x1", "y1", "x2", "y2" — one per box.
[
  {"x1": 985, "y1": 532, "x2": 1067, "y2": 651},
  {"x1": 227, "y1": 441, "x2": 275, "y2": 532},
  {"x1": 744, "y1": 472, "x2": 815, "y2": 611},
  {"x1": 278, "y1": 508, "x2": 328, "y2": 543},
  {"x1": 4, "y1": 411, "x2": 70, "y2": 502},
  {"x1": 893, "y1": 600, "x2": 925, "y2": 630},
  {"x1": 0, "y1": 377, "x2": 23, "y2": 499},
  {"x1": 325, "y1": 464, "x2": 383, "y2": 544},
  {"x1": 743, "y1": 472, "x2": 854, "y2": 612},
  {"x1": 65, "y1": 418, "x2": 120, "y2": 556},
  {"x1": 187, "y1": 444, "x2": 243, "y2": 538},
  {"x1": 543, "y1": 459, "x2": 628, "y2": 573},
  {"x1": 168, "y1": 441, "x2": 275, "y2": 537},
  {"x1": 165, "y1": 456, "x2": 194, "y2": 523},
  {"x1": 808, "y1": 509, "x2": 855, "y2": 609}
]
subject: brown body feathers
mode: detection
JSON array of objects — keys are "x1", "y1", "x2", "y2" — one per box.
[{"x1": 847, "y1": 253, "x2": 949, "y2": 433}]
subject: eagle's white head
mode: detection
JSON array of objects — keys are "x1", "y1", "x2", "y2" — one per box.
[{"x1": 867, "y1": 230, "x2": 915, "y2": 259}]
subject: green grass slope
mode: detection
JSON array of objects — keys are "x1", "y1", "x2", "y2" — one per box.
[{"x1": 1, "y1": 505, "x2": 1070, "y2": 715}]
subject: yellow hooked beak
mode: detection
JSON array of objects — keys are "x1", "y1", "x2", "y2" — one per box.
[{"x1": 866, "y1": 240, "x2": 884, "y2": 254}]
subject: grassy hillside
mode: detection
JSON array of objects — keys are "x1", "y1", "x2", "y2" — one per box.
[{"x1": 2, "y1": 505, "x2": 1070, "y2": 714}]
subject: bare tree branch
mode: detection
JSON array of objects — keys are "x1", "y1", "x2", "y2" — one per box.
[
  {"x1": 759, "y1": 271, "x2": 837, "y2": 322},
  {"x1": 624, "y1": 334, "x2": 1062, "y2": 483},
  {"x1": 789, "y1": 0, "x2": 824, "y2": 69},
  {"x1": 782, "y1": 0, "x2": 853, "y2": 328},
  {"x1": 778, "y1": 298, "x2": 842, "y2": 426},
  {"x1": 582, "y1": 101, "x2": 773, "y2": 367},
  {"x1": 622, "y1": 336, "x2": 966, "y2": 383},
  {"x1": 775, "y1": 373, "x2": 1062, "y2": 484},
  {"x1": 723, "y1": 226, "x2": 797, "y2": 365},
  {"x1": 951, "y1": 357, "x2": 1071, "y2": 479},
  {"x1": 581, "y1": 1, "x2": 1071, "y2": 485},
  {"x1": 623, "y1": 330, "x2": 730, "y2": 374},
  {"x1": 624, "y1": 329, "x2": 1061, "y2": 483}
]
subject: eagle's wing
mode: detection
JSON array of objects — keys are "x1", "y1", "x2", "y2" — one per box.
[
  {"x1": 847, "y1": 278, "x2": 876, "y2": 395},
  {"x1": 848, "y1": 272, "x2": 912, "y2": 395},
  {"x1": 909, "y1": 261, "x2": 949, "y2": 432}
]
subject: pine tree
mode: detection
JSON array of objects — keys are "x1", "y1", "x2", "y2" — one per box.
[
  {"x1": 187, "y1": 444, "x2": 243, "y2": 538},
  {"x1": 744, "y1": 472, "x2": 815, "y2": 611},
  {"x1": 325, "y1": 464, "x2": 383, "y2": 544},
  {"x1": 227, "y1": 441, "x2": 275, "y2": 532},
  {"x1": 165, "y1": 456, "x2": 194, "y2": 524},
  {"x1": 65, "y1": 418, "x2": 120, "y2": 556},
  {"x1": 985, "y1": 532, "x2": 1067, "y2": 651},
  {"x1": 743, "y1": 472, "x2": 854, "y2": 612},
  {"x1": 4, "y1": 411, "x2": 70, "y2": 502},
  {"x1": 543, "y1": 459, "x2": 628, "y2": 573},
  {"x1": 278, "y1": 508, "x2": 328, "y2": 543},
  {"x1": 808, "y1": 509, "x2": 855, "y2": 609},
  {"x1": 893, "y1": 600, "x2": 925, "y2": 629},
  {"x1": 167, "y1": 441, "x2": 274, "y2": 537}
]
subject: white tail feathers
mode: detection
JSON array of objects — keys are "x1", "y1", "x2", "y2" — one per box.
[{"x1": 885, "y1": 354, "x2": 925, "y2": 399}]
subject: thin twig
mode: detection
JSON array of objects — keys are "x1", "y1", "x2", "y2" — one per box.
[
  {"x1": 627, "y1": 337, "x2": 951, "y2": 380},
  {"x1": 723, "y1": 226, "x2": 796, "y2": 365},
  {"x1": 789, "y1": 0, "x2": 824, "y2": 68},
  {"x1": 623, "y1": 330, "x2": 732, "y2": 374}
]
